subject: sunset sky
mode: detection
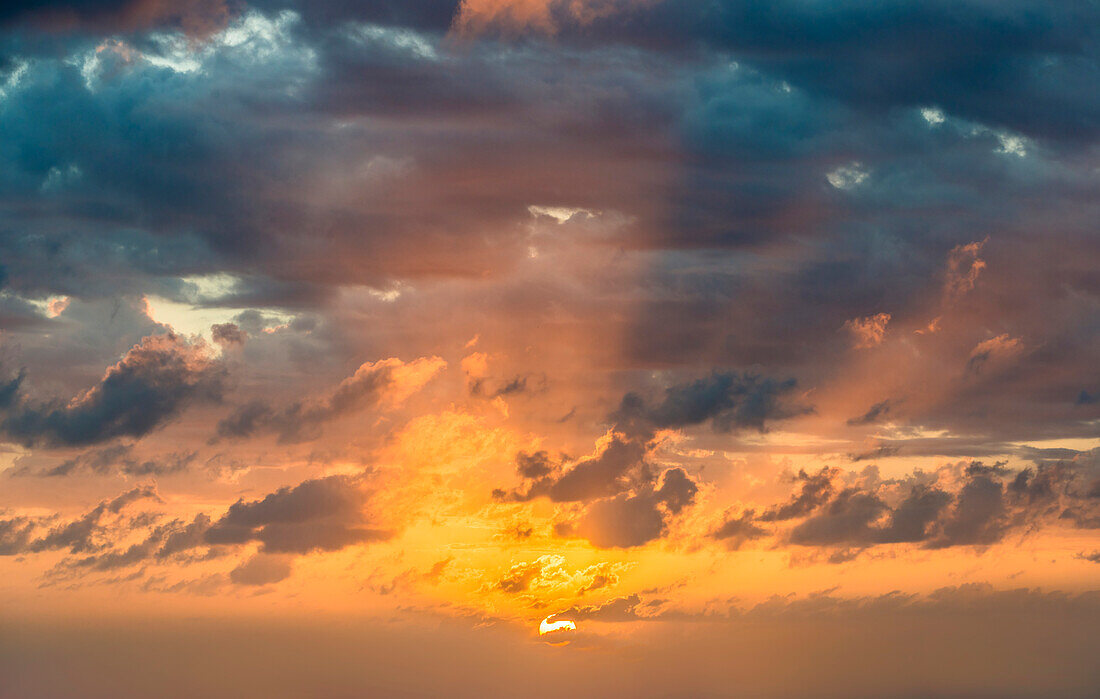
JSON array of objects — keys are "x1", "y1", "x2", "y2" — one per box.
[{"x1": 1, "y1": 1, "x2": 1098, "y2": 697}]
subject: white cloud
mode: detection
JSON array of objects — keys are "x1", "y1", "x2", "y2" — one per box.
[
  {"x1": 40, "y1": 164, "x2": 83, "y2": 192},
  {"x1": 826, "y1": 162, "x2": 869, "y2": 190},
  {"x1": 344, "y1": 23, "x2": 439, "y2": 61},
  {"x1": 0, "y1": 59, "x2": 29, "y2": 101},
  {"x1": 527, "y1": 205, "x2": 597, "y2": 223},
  {"x1": 920, "y1": 106, "x2": 946, "y2": 126}
]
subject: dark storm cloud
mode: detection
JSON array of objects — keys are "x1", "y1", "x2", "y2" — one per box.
[
  {"x1": 0, "y1": 0, "x2": 233, "y2": 35},
  {"x1": 500, "y1": 0, "x2": 1100, "y2": 145},
  {"x1": 0, "y1": 10, "x2": 664, "y2": 301},
  {"x1": 0, "y1": 2, "x2": 1094, "y2": 452},
  {"x1": 0, "y1": 370, "x2": 25, "y2": 408},
  {"x1": 0, "y1": 333, "x2": 225, "y2": 447}
]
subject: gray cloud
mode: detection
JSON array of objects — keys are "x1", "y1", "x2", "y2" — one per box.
[
  {"x1": 214, "y1": 357, "x2": 438, "y2": 443},
  {"x1": 847, "y1": 399, "x2": 893, "y2": 426},
  {"x1": 731, "y1": 458, "x2": 1100, "y2": 557},
  {"x1": 709, "y1": 509, "x2": 767, "y2": 550},
  {"x1": 0, "y1": 333, "x2": 224, "y2": 448},
  {"x1": 229, "y1": 553, "x2": 293, "y2": 586},
  {"x1": 0, "y1": 484, "x2": 163, "y2": 557},
  {"x1": 205, "y1": 474, "x2": 390, "y2": 554}
]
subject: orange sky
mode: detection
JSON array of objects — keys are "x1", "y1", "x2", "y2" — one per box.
[{"x1": 0, "y1": 1, "x2": 1098, "y2": 697}]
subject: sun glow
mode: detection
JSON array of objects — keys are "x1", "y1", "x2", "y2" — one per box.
[{"x1": 539, "y1": 616, "x2": 577, "y2": 636}]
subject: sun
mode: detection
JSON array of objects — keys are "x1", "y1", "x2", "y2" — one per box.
[{"x1": 539, "y1": 616, "x2": 577, "y2": 636}]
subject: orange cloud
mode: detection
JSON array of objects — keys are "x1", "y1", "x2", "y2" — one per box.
[
  {"x1": 453, "y1": 0, "x2": 644, "y2": 35},
  {"x1": 844, "y1": 313, "x2": 891, "y2": 349},
  {"x1": 944, "y1": 238, "x2": 989, "y2": 301}
]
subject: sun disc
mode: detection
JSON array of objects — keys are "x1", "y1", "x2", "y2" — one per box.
[{"x1": 539, "y1": 616, "x2": 577, "y2": 636}]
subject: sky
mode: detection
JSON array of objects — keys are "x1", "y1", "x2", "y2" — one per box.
[{"x1": 0, "y1": 1, "x2": 1098, "y2": 697}]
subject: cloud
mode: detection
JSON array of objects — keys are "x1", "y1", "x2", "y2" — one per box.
[
  {"x1": 210, "y1": 322, "x2": 246, "y2": 347},
  {"x1": 709, "y1": 509, "x2": 767, "y2": 550},
  {"x1": 758, "y1": 467, "x2": 840, "y2": 522},
  {"x1": 613, "y1": 372, "x2": 809, "y2": 437},
  {"x1": 731, "y1": 458, "x2": 1100, "y2": 556},
  {"x1": 0, "y1": 333, "x2": 225, "y2": 447},
  {"x1": 495, "y1": 554, "x2": 566, "y2": 594},
  {"x1": 494, "y1": 372, "x2": 802, "y2": 547},
  {"x1": 559, "y1": 593, "x2": 645, "y2": 622},
  {"x1": 0, "y1": 484, "x2": 162, "y2": 557},
  {"x1": 0, "y1": 0, "x2": 234, "y2": 36},
  {"x1": 849, "y1": 445, "x2": 901, "y2": 462},
  {"x1": 452, "y1": 0, "x2": 634, "y2": 35},
  {"x1": 846, "y1": 399, "x2": 893, "y2": 426},
  {"x1": 944, "y1": 238, "x2": 988, "y2": 301},
  {"x1": 229, "y1": 553, "x2": 293, "y2": 586},
  {"x1": 0, "y1": 471, "x2": 396, "y2": 587},
  {"x1": 462, "y1": 351, "x2": 544, "y2": 399},
  {"x1": 14, "y1": 444, "x2": 199, "y2": 477},
  {"x1": 0, "y1": 513, "x2": 35, "y2": 555},
  {"x1": 214, "y1": 356, "x2": 444, "y2": 443},
  {"x1": 966, "y1": 334, "x2": 1023, "y2": 374},
  {"x1": 843, "y1": 313, "x2": 891, "y2": 349},
  {"x1": 573, "y1": 490, "x2": 666, "y2": 549},
  {"x1": 0, "y1": 0, "x2": 1097, "y2": 643},
  {"x1": 205, "y1": 474, "x2": 391, "y2": 555}
]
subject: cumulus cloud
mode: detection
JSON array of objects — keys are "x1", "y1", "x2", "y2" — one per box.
[
  {"x1": 0, "y1": 484, "x2": 162, "y2": 557},
  {"x1": 492, "y1": 554, "x2": 630, "y2": 597},
  {"x1": 709, "y1": 509, "x2": 767, "y2": 550},
  {"x1": 215, "y1": 356, "x2": 444, "y2": 443},
  {"x1": 210, "y1": 322, "x2": 246, "y2": 347},
  {"x1": 843, "y1": 313, "x2": 891, "y2": 349},
  {"x1": 721, "y1": 458, "x2": 1100, "y2": 557},
  {"x1": 229, "y1": 553, "x2": 293, "y2": 586},
  {"x1": 0, "y1": 333, "x2": 225, "y2": 448},
  {"x1": 0, "y1": 471, "x2": 394, "y2": 588},
  {"x1": 453, "y1": 0, "x2": 633, "y2": 35},
  {"x1": 613, "y1": 372, "x2": 809, "y2": 437},
  {"x1": 0, "y1": 0, "x2": 1097, "y2": 642},
  {"x1": 205, "y1": 474, "x2": 390, "y2": 555},
  {"x1": 493, "y1": 372, "x2": 805, "y2": 547},
  {"x1": 944, "y1": 238, "x2": 988, "y2": 301}
]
